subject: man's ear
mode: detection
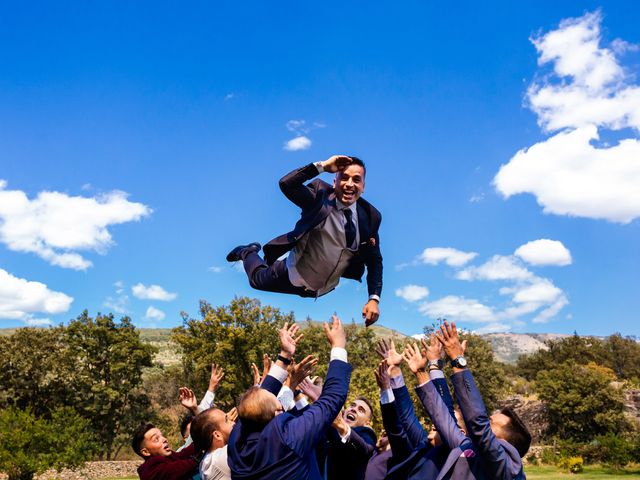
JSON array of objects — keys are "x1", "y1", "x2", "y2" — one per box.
[{"x1": 140, "y1": 446, "x2": 151, "y2": 458}]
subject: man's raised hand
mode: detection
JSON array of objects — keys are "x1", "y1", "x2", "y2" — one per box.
[
  {"x1": 435, "y1": 321, "x2": 467, "y2": 361},
  {"x1": 288, "y1": 355, "x2": 319, "y2": 391},
  {"x1": 208, "y1": 363, "x2": 225, "y2": 392},
  {"x1": 321, "y1": 155, "x2": 352, "y2": 173},
  {"x1": 323, "y1": 314, "x2": 346, "y2": 349},
  {"x1": 178, "y1": 387, "x2": 198, "y2": 415},
  {"x1": 279, "y1": 322, "x2": 303, "y2": 358},
  {"x1": 374, "y1": 360, "x2": 391, "y2": 391},
  {"x1": 402, "y1": 343, "x2": 427, "y2": 374},
  {"x1": 422, "y1": 334, "x2": 443, "y2": 362},
  {"x1": 375, "y1": 338, "x2": 403, "y2": 377},
  {"x1": 299, "y1": 377, "x2": 322, "y2": 402}
]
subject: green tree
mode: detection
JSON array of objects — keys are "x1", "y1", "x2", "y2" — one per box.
[
  {"x1": 62, "y1": 311, "x2": 157, "y2": 459},
  {"x1": 535, "y1": 362, "x2": 628, "y2": 442},
  {"x1": 603, "y1": 333, "x2": 640, "y2": 382},
  {"x1": 0, "y1": 406, "x2": 97, "y2": 480},
  {"x1": 0, "y1": 328, "x2": 69, "y2": 417},
  {"x1": 172, "y1": 297, "x2": 291, "y2": 410}
]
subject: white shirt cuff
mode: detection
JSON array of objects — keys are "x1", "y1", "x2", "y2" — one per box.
[
  {"x1": 314, "y1": 161, "x2": 324, "y2": 173},
  {"x1": 295, "y1": 396, "x2": 310, "y2": 410},
  {"x1": 197, "y1": 390, "x2": 216, "y2": 413},
  {"x1": 339, "y1": 425, "x2": 352, "y2": 443},
  {"x1": 368, "y1": 294, "x2": 380, "y2": 302},
  {"x1": 330, "y1": 347, "x2": 348, "y2": 363},
  {"x1": 390, "y1": 374, "x2": 405, "y2": 389},
  {"x1": 429, "y1": 369, "x2": 445, "y2": 380},
  {"x1": 380, "y1": 388, "x2": 395, "y2": 405},
  {"x1": 277, "y1": 386, "x2": 295, "y2": 411},
  {"x1": 268, "y1": 363, "x2": 289, "y2": 384}
]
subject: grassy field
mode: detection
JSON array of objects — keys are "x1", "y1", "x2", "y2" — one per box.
[{"x1": 525, "y1": 465, "x2": 640, "y2": 479}]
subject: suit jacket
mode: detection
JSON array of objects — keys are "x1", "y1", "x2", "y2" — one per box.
[
  {"x1": 137, "y1": 443, "x2": 200, "y2": 480},
  {"x1": 384, "y1": 377, "x2": 456, "y2": 480},
  {"x1": 451, "y1": 370, "x2": 525, "y2": 480},
  {"x1": 323, "y1": 424, "x2": 376, "y2": 480},
  {"x1": 263, "y1": 163, "x2": 383, "y2": 298},
  {"x1": 227, "y1": 359, "x2": 352, "y2": 480}
]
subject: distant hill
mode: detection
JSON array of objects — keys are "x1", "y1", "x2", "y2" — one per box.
[{"x1": 0, "y1": 327, "x2": 586, "y2": 365}]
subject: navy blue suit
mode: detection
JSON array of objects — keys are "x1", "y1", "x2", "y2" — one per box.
[
  {"x1": 242, "y1": 163, "x2": 383, "y2": 299},
  {"x1": 451, "y1": 370, "x2": 525, "y2": 480},
  {"x1": 322, "y1": 424, "x2": 376, "y2": 480},
  {"x1": 384, "y1": 377, "x2": 455, "y2": 480},
  {"x1": 227, "y1": 359, "x2": 352, "y2": 480}
]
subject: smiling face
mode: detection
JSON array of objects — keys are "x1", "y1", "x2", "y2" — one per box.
[
  {"x1": 333, "y1": 164, "x2": 365, "y2": 206},
  {"x1": 343, "y1": 399, "x2": 372, "y2": 428},
  {"x1": 140, "y1": 428, "x2": 172, "y2": 458},
  {"x1": 490, "y1": 412, "x2": 511, "y2": 439}
]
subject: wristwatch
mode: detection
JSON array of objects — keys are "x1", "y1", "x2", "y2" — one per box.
[
  {"x1": 450, "y1": 356, "x2": 468, "y2": 369},
  {"x1": 427, "y1": 359, "x2": 443, "y2": 371}
]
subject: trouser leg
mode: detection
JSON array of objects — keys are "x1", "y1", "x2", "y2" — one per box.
[{"x1": 242, "y1": 252, "x2": 312, "y2": 296}]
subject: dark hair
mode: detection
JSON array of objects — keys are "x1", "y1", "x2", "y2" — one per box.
[
  {"x1": 132, "y1": 422, "x2": 155, "y2": 458},
  {"x1": 179, "y1": 414, "x2": 194, "y2": 439},
  {"x1": 500, "y1": 407, "x2": 532, "y2": 457},
  {"x1": 347, "y1": 156, "x2": 366, "y2": 175},
  {"x1": 190, "y1": 409, "x2": 220, "y2": 452},
  {"x1": 355, "y1": 395, "x2": 374, "y2": 420}
]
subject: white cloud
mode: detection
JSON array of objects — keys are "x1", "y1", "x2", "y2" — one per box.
[
  {"x1": 494, "y1": 11, "x2": 640, "y2": 223},
  {"x1": 0, "y1": 268, "x2": 73, "y2": 321},
  {"x1": 395, "y1": 284, "x2": 429, "y2": 302},
  {"x1": 419, "y1": 247, "x2": 478, "y2": 267},
  {"x1": 224, "y1": 92, "x2": 235, "y2": 101},
  {"x1": 457, "y1": 255, "x2": 533, "y2": 281},
  {"x1": 0, "y1": 182, "x2": 152, "y2": 270},
  {"x1": 144, "y1": 306, "x2": 166, "y2": 322},
  {"x1": 132, "y1": 283, "x2": 177, "y2": 301},
  {"x1": 418, "y1": 295, "x2": 495, "y2": 323},
  {"x1": 284, "y1": 136, "x2": 312, "y2": 151},
  {"x1": 515, "y1": 239, "x2": 572, "y2": 266},
  {"x1": 208, "y1": 266, "x2": 223, "y2": 273},
  {"x1": 473, "y1": 322, "x2": 513, "y2": 334},
  {"x1": 24, "y1": 318, "x2": 52, "y2": 327},
  {"x1": 286, "y1": 120, "x2": 308, "y2": 133}
]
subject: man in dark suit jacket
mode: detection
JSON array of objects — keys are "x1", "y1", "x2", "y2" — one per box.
[
  {"x1": 227, "y1": 316, "x2": 352, "y2": 480},
  {"x1": 226, "y1": 155, "x2": 383, "y2": 325}
]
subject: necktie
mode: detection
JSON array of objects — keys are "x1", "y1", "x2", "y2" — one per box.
[{"x1": 344, "y1": 208, "x2": 356, "y2": 249}]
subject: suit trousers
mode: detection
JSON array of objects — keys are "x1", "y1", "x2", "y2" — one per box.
[{"x1": 242, "y1": 251, "x2": 317, "y2": 298}]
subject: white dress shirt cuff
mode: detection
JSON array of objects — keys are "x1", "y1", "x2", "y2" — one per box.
[
  {"x1": 368, "y1": 295, "x2": 380, "y2": 302},
  {"x1": 339, "y1": 425, "x2": 352, "y2": 443},
  {"x1": 197, "y1": 390, "x2": 216, "y2": 413},
  {"x1": 314, "y1": 161, "x2": 324, "y2": 173},
  {"x1": 295, "y1": 396, "x2": 310, "y2": 410},
  {"x1": 429, "y1": 369, "x2": 445, "y2": 380},
  {"x1": 268, "y1": 363, "x2": 289, "y2": 384},
  {"x1": 330, "y1": 347, "x2": 348, "y2": 363},
  {"x1": 380, "y1": 388, "x2": 395, "y2": 405},
  {"x1": 277, "y1": 386, "x2": 295, "y2": 411},
  {"x1": 390, "y1": 374, "x2": 405, "y2": 389}
]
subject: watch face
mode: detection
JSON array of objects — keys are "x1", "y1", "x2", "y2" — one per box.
[{"x1": 457, "y1": 356, "x2": 467, "y2": 367}]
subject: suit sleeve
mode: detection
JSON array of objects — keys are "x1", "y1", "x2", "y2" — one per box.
[
  {"x1": 141, "y1": 445, "x2": 199, "y2": 480},
  {"x1": 392, "y1": 384, "x2": 427, "y2": 448},
  {"x1": 260, "y1": 374, "x2": 283, "y2": 396},
  {"x1": 278, "y1": 163, "x2": 324, "y2": 210},
  {"x1": 283, "y1": 359, "x2": 352, "y2": 458},
  {"x1": 381, "y1": 401, "x2": 413, "y2": 463},
  {"x1": 364, "y1": 229, "x2": 383, "y2": 298},
  {"x1": 415, "y1": 382, "x2": 468, "y2": 451},
  {"x1": 326, "y1": 425, "x2": 376, "y2": 463},
  {"x1": 452, "y1": 370, "x2": 523, "y2": 479}
]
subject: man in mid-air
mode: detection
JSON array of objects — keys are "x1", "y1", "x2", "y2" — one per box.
[{"x1": 227, "y1": 155, "x2": 383, "y2": 325}]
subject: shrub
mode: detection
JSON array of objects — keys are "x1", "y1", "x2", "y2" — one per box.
[{"x1": 557, "y1": 456, "x2": 584, "y2": 474}]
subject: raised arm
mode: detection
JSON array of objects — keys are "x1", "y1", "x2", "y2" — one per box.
[
  {"x1": 278, "y1": 155, "x2": 352, "y2": 210},
  {"x1": 437, "y1": 321, "x2": 521, "y2": 479},
  {"x1": 403, "y1": 342, "x2": 468, "y2": 451},
  {"x1": 285, "y1": 315, "x2": 352, "y2": 457},
  {"x1": 261, "y1": 322, "x2": 303, "y2": 396}
]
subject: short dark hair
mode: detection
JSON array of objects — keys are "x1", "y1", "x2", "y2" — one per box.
[
  {"x1": 179, "y1": 414, "x2": 194, "y2": 439},
  {"x1": 500, "y1": 407, "x2": 531, "y2": 457},
  {"x1": 348, "y1": 156, "x2": 366, "y2": 175},
  {"x1": 355, "y1": 395, "x2": 374, "y2": 420},
  {"x1": 190, "y1": 409, "x2": 220, "y2": 452},
  {"x1": 132, "y1": 422, "x2": 155, "y2": 458}
]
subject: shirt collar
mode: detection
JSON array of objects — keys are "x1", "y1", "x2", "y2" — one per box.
[{"x1": 336, "y1": 198, "x2": 358, "y2": 215}]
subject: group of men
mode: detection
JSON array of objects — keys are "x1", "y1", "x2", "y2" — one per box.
[
  {"x1": 131, "y1": 157, "x2": 531, "y2": 478},
  {"x1": 132, "y1": 318, "x2": 531, "y2": 480}
]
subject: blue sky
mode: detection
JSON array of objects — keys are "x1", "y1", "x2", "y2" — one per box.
[{"x1": 1, "y1": 2, "x2": 639, "y2": 337}]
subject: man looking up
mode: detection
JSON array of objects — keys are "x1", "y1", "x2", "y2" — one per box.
[
  {"x1": 227, "y1": 315, "x2": 351, "y2": 480},
  {"x1": 190, "y1": 407, "x2": 238, "y2": 480},
  {"x1": 226, "y1": 155, "x2": 383, "y2": 325}
]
